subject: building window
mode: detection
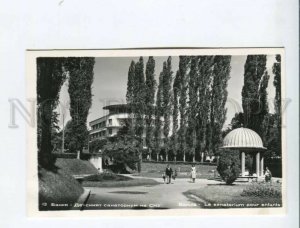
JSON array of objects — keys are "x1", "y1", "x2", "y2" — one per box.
[
  {"x1": 108, "y1": 119, "x2": 112, "y2": 125},
  {"x1": 108, "y1": 129, "x2": 112, "y2": 135}
]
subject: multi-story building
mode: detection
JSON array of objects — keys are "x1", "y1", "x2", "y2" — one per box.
[
  {"x1": 89, "y1": 104, "x2": 165, "y2": 148},
  {"x1": 89, "y1": 104, "x2": 131, "y2": 141}
]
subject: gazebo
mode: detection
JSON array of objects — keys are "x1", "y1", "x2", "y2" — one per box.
[{"x1": 221, "y1": 127, "x2": 267, "y2": 177}]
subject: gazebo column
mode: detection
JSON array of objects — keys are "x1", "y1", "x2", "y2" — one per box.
[
  {"x1": 256, "y1": 152, "x2": 260, "y2": 176},
  {"x1": 241, "y1": 151, "x2": 245, "y2": 176},
  {"x1": 260, "y1": 154, "x2": 264, "y2": 176}
]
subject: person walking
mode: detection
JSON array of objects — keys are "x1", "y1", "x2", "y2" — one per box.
[
  {"x1": 165, "y1": 164, "x2": 173, "y2": 184},
  {"x1": 191, "y1": 165, "x2": 196, "y2": 183},
  {"x1": 265, "y1": 167, "x2": 272, "y2": 183}
]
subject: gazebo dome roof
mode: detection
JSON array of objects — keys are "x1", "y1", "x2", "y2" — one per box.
[{"x1": 222, "y1": 127, "x2": 266, "y2": 150}]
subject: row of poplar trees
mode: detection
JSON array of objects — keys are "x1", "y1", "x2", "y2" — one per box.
[
  {"x1": 126, "y1": 56, "x2": 232, "y2": 162},
  {"x1": 37, "y1": 57, "x2": 95, "y2": 170}
]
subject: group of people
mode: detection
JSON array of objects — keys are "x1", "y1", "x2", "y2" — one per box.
[
  {"x1": 162, "y1": 164, "x2": 197, "y2": 184},
  {"x1": 162, "y1": 165, "x2": 176, "y2": 184}
]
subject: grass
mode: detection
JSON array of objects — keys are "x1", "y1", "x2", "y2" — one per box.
[
  {"x1": 135, "y1": 162, "x2": 217, "y2": 179},
  {"x1": 39, "y1": 158, "x2": 99, "y2": 211},
  {"x1": 55, "y1": 158, "x2": 99, "y2": 175},
  {"x1": 82, "y1": 173, "x2": 160, "y2": 187},
  {"x1": 185, "y1": 182, "x2": 282, "y2": 208},
  {"x1": 38, "y1": 167, "x2": 84, "y2": 211}
]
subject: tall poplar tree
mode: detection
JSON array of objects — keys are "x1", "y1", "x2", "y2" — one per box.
[
  {"x1": 258, "y1": 71, "x2": 270, "y2": 142},
  {"x1": 272, "y1": 54, "x2": 282, "y2": 157},
  {"x1": 242, "y1": 55, "x2": 267, "y2": 134},
  {"x1": 37, "y1": 58, "x2": 67, "y2": 169},
  {"x1": 178, "y1": 56, "x2": 191, "y2": 161},
  {"x1": 133, "y1": 57, "x2": 145, "y2": 172},
  {"x1": 67, "y1": 57, "x2": 95, "y2": 156},
  {"x1": 273, "y1": 55, "x2": 281, "y2": 118},
  {"x1": 154, "y1": 71, "x2": 164, "y2": 161},
  {"x1": 209, "y1": 56, "x2": 231, "y2": 155},
  {"x1": 161, "y1": 57, "x2": 173, "y2": 161},
  {"x1": 172, "y1": 71, "x2": 180, "y2": 161},
  {"x1": 133, "y1": 57, "x2": 145, "y2": 141},
  {"x1": 186, "y1": 56, "x2": 199, "y2": 162},
  {"x1": 196, "y1": 56, "x2": 214, "y2": 159},
  {"x1": 145, "y1": 57, "x2": 156, "y2": 159},
  {"x1": 126, "y1": 60, "x2": 135, "y2": 104}
]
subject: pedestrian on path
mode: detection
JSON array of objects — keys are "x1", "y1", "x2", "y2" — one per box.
[
  {"x1": 162, "y1": 172, "x2": 166, "y2": 183},
  {"x1": 165, "y1": 165, "x2": 173, "y2": 184},
  {"x1": 191, "y1": 165, "x2": 196, "y2": 183}
]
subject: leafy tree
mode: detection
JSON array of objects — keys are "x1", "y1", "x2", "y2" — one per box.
[
  {"x1": 242, "y1": 55, "x2": 267, "y2": 134},
  {"x1": 37, "y1": 57, "x2": 67, "y2": 169},
  {"x1": 103, "y1": 123, "x2": 140, "y2": 173},
  {"x1": 209, "y1": 56, "x2": 231, "y2": 155},
  {"x1": 230, "y1": 112, "x2": 244, "y2": 129},
  {"x1": 89, "y1": 139, "x2": 107, "y2": 154},
  {"x1": 67, "y1": 57, "x2": 95, "y2": 155},
  {"x1": 178, "y1": 56, "x2": 191, "y2": 161},
  {"x1": 144, "y1": 57, "x2": 156, "y2": 159},
  {"x1": 217, "y1": 149, "x2": 241, "y2": 184},
  {"x1": 161, "y1": 57, "x2": 173, "y2": 161}
]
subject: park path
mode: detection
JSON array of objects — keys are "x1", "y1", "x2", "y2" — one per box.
[{"x1": 83, "y1": 175, "x2": 219, "y2": 210}]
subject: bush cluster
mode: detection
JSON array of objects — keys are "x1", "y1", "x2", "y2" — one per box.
[
  {"x1": 217, "y1": 149, "x2": 240, "y2": 184},
  {"x1": 241, "y1": 183, "x2": 282, "y2": 197}
]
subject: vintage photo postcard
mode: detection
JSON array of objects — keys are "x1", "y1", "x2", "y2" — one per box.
[{"x1": 26, "y1": 48, "x2": 286, "y2": 217}]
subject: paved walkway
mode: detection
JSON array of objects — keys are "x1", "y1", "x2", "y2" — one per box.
[{"x1": 83, "y1": 175, "x2": 219, "y2": 210}]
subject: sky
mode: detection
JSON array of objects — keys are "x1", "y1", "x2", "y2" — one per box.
[{"x1": 57, "y1": 55, "x2": 276, "y2": 130}]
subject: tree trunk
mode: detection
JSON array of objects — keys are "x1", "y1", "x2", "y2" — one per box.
[{"x1": 39, "y1": 101, "x2": 55, "y2": 169}]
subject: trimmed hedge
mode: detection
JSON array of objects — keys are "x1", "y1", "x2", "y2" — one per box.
[
  {"x1": 142, "y1": 160, "x2": 217, "y2": 166},
  {"x1": 241, "y1": 183, "x2": 282, "y2": 198}
]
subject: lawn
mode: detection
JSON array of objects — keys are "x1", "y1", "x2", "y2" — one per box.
[
  {"x1": 55, "y1": 158, "x2": 99, "y2": 175},
  {"x1": 38, "y1": 167, "x2": 84, "y2": 211},
  {"x1": 185, "y1": 182, "x2": 282, "y2": 208},
  {"x1": 82, "y1": 173, "x2": 160, "y2": 187},
  {"x1": 136, "y1": 162, "x2": 217, "y2": 179}
]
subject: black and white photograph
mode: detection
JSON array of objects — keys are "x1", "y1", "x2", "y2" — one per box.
[{"x1": 28, "y1": 49, "x2": 285, "y2": 214}]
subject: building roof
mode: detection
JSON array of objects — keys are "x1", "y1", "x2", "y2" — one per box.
[{"x1": 222, "y1": 127, "x2": 266, "y2": 150}]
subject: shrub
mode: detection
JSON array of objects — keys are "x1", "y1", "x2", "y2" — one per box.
[
  {"x1": 83, "y1": 173, "x2": 132, "y2": 182},
  {"x1": 241, "y1": 183, "x2": 282, "y2": 197},
  {"x1": 217, "y1": 149, "x2": 240, "y2": 184}
]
